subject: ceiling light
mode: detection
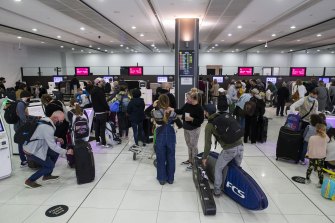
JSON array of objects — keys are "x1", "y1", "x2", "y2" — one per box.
[
  {"x1": 104, "y1": 50, "x2": 107, "y2": 52},
  {"x1": 281, "y1": 51, "x2": 284, "y2": 53},
  {"x1": 317, "y1": 34, "x2": 322, "y2": 37},
  {"x1": 120, "y1": 44, "x2": 123, "y2": 47},
  {"x1": 212, "y1": 46, "x2": 215, "y2": 49},
  {"x1": 14, "y1": 0, "x2": 21, "y2": 2},
  {"x1": 57, "y1": 35, "x2": 61, "y2": 39},
  {"x1": 81, "y1": 50, "x2": 84, "y2": 52},
  {"x1": 290, "y1": 49, "x2": 293, "y2": 52},
  {"x1": 228, "y1": 33, "x2": 232, "y2": 37},
  {"x1": 131, "y1": 49, "x2": 134, "y2": 51},
  {"x1": 258, "y1": 40, "x2": 263, "y2": 42},
  {"x1": 237, "y1": 25, "x2": 242, "y2": 29},
  {"x1": 17, "y1": 36, "x2": 22, "y2": 39},
  {"x1": 265, "y1": 41, "x2": 268, "y2": 48},
  {"x1": 71, "y1": 48, "x2": 75, "y2": 50},
  {"x1": 221, "y1": 39, "x2": 224, "y2": 42},
  {"x1": 140, "y1": 33, "x2": 144, "y2": 37},
  {"x1": 41, "y1": 41, "x2": 45, "y2": 44},
  {"x1": 290, "y1": 25, "x2": 296, "y2": 29},
  {"x1": 60, "y1": 46, "x2": 64, "y2": 48},
  {"x1": 151, "y1": 44, "x2": 155, "y2": 47},
  {"x1": 80, "y1": 27, "x2": 85, "y2": 31},
  {"x1": 97, "y1": 48, "x2": 100, "y2": 50},
  {"x1": 232, "y1": 51, "x2": 235, "y2": 53},
  {"x1": 131, "y1": 26, "x2": 136, "y2": 29},
  {"x1": 215, "y1": 44, "x2": 218, "y2": 47},
  {"x1": 257, "y1": 51, "x2": 259, "y2": 53},
  {"x1": 32, "y1": 28, "x2": 37, "y2": 32},
  {"x1": 135, "y1": 51, "x2": 138, "y2": 53},
  {"x1": 235, "y1": 49, "x2": 239, "y2": 51},
  {"x1": 271, "y1": 34, "x2": 276, "y2": 37},
  {"x1": 297, "y1": 39, "x2": 301, "y2": 42},
  {"x1": 331, "y1": 51, "x2": 334, "y2": 54},
  {"x1": 74, "y1": 41, "x2": 78, "y2": 43},
  {"x1": 207, "y1": 51, "x2": 210, "y2": 52},
  {"x1": 89, "y1": 52, "x2": 91, "y2": 54},
  {"x1": 89, "y1": 45, "x2": 92, "y2": 48},
  {"x1": 317, "y1": 49, "x2": 320, "y2": 52}
]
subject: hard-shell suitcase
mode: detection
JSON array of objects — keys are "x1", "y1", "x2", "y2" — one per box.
[
  {"x1": 276, "y1": 126, "x2": 302, "y2": 163},
  {"x1": 257, "y1": 117, "x2": 268, "y2": 143},
  {"x1": 193, "y1": 157, "x2": 216, "y2": 215},
  {"x1": 199, "y1": 152, "x2": 268, "y2": 210},
  {"x1": 74, "y1": 140, "x2": 95, "y2": 184}
]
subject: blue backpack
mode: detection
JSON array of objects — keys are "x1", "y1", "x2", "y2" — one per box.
[
  {"x1": 285, "y1": 114, "x2": 301, "y2": 131},
  {"x1": 110, "y1": 101, "x2": 120, "y2": 113}
]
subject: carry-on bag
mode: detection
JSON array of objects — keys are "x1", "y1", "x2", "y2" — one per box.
[
  {"x1": 193, "y1": 157, "x2": 216, "y2": 215},
  {"x1": 74, "y1": 140, "x2": 95, "y2": 184},
  {"x1": 276, "y1": 126, "x2": 302, "y2": 163},
  {"x1": 257, "y1": 116, "x2": 268, "y2": 143},
  {"x1": 321, "y1": 169, "x2": 335, "y2": 201}
]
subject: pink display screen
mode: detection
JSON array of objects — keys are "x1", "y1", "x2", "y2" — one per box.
[
  {"x1": 238, "y1": 67, "x2": 253, "y2": 76},
  {"x1": 290, "y1": 67, "x2": 306, "y2": 77},
  {"x1": 75, "y1": 67, "x2": 90, "y2": 76},
  {"x1": 129, "y1": 67, "x2": 143, "y2": 76}
]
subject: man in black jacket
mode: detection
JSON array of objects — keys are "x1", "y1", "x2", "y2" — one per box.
[
  {"x1": 91, "y1": 78, "x2": 110, "y2": 147},
  {"x1": 161, "y1": 82, "x2": 176, "y2": 108}
]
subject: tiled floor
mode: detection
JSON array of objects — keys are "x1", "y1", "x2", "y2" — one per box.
[{"x1": 0, "y1": 108, "x2": 334, "y2": 223}]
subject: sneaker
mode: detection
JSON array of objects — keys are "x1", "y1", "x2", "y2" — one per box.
[
  {"x1": 20, "y1": 161, "x2": 28, "y2": 168},
  {"x1": 42, "y1": 175, "x2": 60, "y2": 182},
  {"x1": 25, "y1": 179, "x2": 42, "y2": 188},
  {"x1": 299, "y1": 160, "x2": 306, "y2": 165},
  {"x1": 181, "y1": 160, "x2": 190, "y2": 165},
  {"x1": 305, "y1": 179, "x2": 311, "y2": 184},
  {"x1": 101, "y1": 144, "x2": 111, "y2": 148},
  {"x1": 317, "y1": 183, "x2": 322, "y2": 188},
  {"x1": 186, "y1": 164, "x2": 193, "y2": 171},
  {"x1": 96, "y1": 141, "x2": 101, "y2": 146}
]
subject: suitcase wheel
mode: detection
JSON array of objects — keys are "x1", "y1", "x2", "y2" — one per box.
[{"x1": 133, "y1": 152, "x2": 137, "y2": 161}]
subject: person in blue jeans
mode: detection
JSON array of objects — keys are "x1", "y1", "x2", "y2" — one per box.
[
  {"x1": 23, "y1": 111, "x2": 73, "y2": 188},
  {"x1": 152, "y1": 94, "x2": 177, "y2": 185},
  {"x1": 127, "y1": 88, "x2": 145, "y2": 148}
]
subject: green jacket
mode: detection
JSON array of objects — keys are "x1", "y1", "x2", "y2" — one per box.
[{"x1": 202, "y1": 113, "x2": 243, "y2": 159}]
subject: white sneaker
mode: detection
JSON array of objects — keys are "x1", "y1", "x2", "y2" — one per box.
[
  {"x1": 186, "y1": 164, "x2": 193, "y2": 171},
  {"x1": 101, "y1": 144, "x2": 111, "y2": 148}
]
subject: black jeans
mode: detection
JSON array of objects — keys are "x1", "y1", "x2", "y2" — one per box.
[
  {"x1": 276, "y1": 100, "x2": 285, "y2": 116},
  {"x1": 95, "y1": 113, "x2": 108, "y2": 145},
  {"x1": 244, "y1": 115, "x2": 258, "y2": 143}
]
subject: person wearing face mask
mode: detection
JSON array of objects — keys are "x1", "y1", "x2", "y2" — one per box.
[
  {"x1": 14, "y1": 90, "x2": 36, "y2": 167},
  {"x1": 175, "y1": 91, "x2": 204, "y2": 170},
  {"x1": 23, "y1": 111, "x2": 74, "y2": 188},
  {"x1": 290, "y1": 89, "x2": 319, "y2": 131}
]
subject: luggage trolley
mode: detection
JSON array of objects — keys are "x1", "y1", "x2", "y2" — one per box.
[{"x1": 130, "y1": 127, "x2": 156, "y2": 163}]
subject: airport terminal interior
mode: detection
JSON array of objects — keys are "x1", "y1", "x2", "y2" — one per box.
[{"x1": 0, "y1": 0, "x2": 335, "y2": 222}]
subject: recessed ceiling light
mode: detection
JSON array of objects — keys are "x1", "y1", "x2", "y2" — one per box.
[
  {"x1": 209, "y1": 49, "x2": 212, "y2": 51},
  {"x1": 41, "y1": 41, "x2": 45, "y2": 44},
  {"x1": 271, "y1": 34, "x2": 276, "y2": 37},
  {"x1": 126, "y1": 47, "x2": 129, "y2": 49},
  {"x1": 207, "y1": 51, "x2": 210, "y2": 52},
  {"x1": 131, "y1": 26, "x2": 136, "y2": 29},
  {"x1": 57, "y1": 35, "x2": 61, "y2": 39},
  {"x1": 258, "y1": 40, "x2": 263, "y2": 42},
  {"x1": 290, "y1": 49, "x2": 293, "y2": 52},
  {"x1": 237, "y1": 25, "x2": 242, "y2": 29},
  {"x1": 331, "y1": 51, "x2": 334, "y2": 54},
  {"x1": 290, "y1": 25, "x2": 296, "y2": 29},
  {"x1": 221, "y1": 39, "x2": 224, "y2": 42},
  {"x1": 236, "y1": 49, "x2": 239, "y2": 51},
  {"x1": 151, "y1": 44, "x2": 155, "y2": 47},
  {"x1": 257, "y1": 51, "x2": 259, "y2": 53},
  {"x1": 71, "y1": 48, "x2": 75, "y2": 50},
  {"x1": 317, "y1": 34, "x2": 322, "y2": 37},
  {"x1": 97, "y1": 48, "x2": 100, "y2": 50},
  {"x1": 60, "y1": 46, "x2": 64, "y2": 48},
  {"x1": 32, "y1": 28, "x2": 37, "y2": 32},
  {"x1": 212, "y1": 46, "x2": 215, "y2": 49},
  {"x1": 74, "y1": 41, "x2": 78, "y2": 43},
  {"x1": 80, "y1": 27, "x2": 85, "y2": 31},
  {"x1": 17, "y1": 36, "x2": 22, "y2": 39},
  {"x1": 228, "y1": 33, "x2": 232, "y2": 37},
  {"x1": 104, "y1": 50, "x2": 107, "y2": 52},
  {"x1": 81, "y1": 50, "x2": 83, "y2": 52},
  {"x1": 120, "y1": 44, "x2": 123, "y2": 47},
  {"x1": 297, "y1": 39, "x2": 301, "y2": 42},
  {"x1": 140, "y1": 33, "x2": 144, "y2": 37},
  {"x1": 14, "y1": 0, "x2": 21, "y2": 2},
  {"x1": 89, "y1": 52, "x2": 91, "y2": 54},
  {"x1": 215, "y1": 44, "x2": 218, "y2": 47},
  {"x1": 317, "y1": 49, "x2": 320, "y2": 52},
  {"x1": 89, "y1": 45, "x2": 92, "y2": 48}
]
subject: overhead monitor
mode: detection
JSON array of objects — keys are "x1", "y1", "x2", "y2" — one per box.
[
  {"x1": 75, "y1": 67, "x2": 90, "y2": 76},
  {"x1": 120, "y1": 66, "x2": 129, "y2": 75},
  {"x1": 53, "y1": 76, "x2": 63, "y2": 83},
  {"x1": 103, "y1": 76, "x2": 113, "y2": 83},
  {"x1": 179, "y1": 50, "x2": 194, "y2": 75},
  {"x1": 129, "y1": 67, "x2": 143, "y2": 76},
  {"x1": 266, "y1": 77, "x2": 277, "y2": 89},
  {"x1": 238, "y1": 67, "x2": 253, "y2": 76},
  {"x1": 213, "y1": 76, "x2": 224, "y2": 83},
  {"x1": 290, "y1": 67, "x2": 306, "y2": 77},
  {"x1": 157, "y1": 76, "x2": 168, "y2": 83},
  {"x1": 319, "y1": 77, "x2": 330, "y2": 84}
]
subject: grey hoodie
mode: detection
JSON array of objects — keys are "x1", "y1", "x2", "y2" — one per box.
[{"x1": 23, "y1": 117, "x2": 67, "y2": 161}]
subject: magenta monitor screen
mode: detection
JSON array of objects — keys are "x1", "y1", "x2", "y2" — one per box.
[
  {"x1": 53, "y1": 76, "x2": 63, "y2": 83},
  {"x1": 290, "y1": 67, "x2": 306, "y2": 77},
  {"x1": 213, "y1": 76, "x2": 224, "y2": 83},
  {"x1": 75, "y1": 67, "x2": 90, "y2": 76},
  {"x1": 238, "y1": 67, "x2": 253, "y2": 76},
  {"x1": 157, "y1": 76, "x2": 168, "y2": 83},
  {"x1": 129, "y1": 67, "x2": 143, "y2": 76}
]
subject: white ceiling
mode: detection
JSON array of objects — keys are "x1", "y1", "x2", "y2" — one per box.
[{"x1": 0, "y1": 0, "x2": 334, "y2": 54}]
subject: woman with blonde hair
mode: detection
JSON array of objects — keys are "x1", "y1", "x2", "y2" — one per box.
[
  {"x1": 152, "y1": 94, "x2": 177, "y2": 185},
  {"x1": 293, "y1": 79, "x2": 307, "y2": 100}
]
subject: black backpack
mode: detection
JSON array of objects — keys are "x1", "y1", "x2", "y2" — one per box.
[
  {"x1": 211, "y1": 113, "x2": 244, "y2": 144},
  {"x1": 14, "y1": 120, "x2": 52, "y2": 145},
  {"x1": 3, "y1": 100, "x2": 23, "y2": 124}
]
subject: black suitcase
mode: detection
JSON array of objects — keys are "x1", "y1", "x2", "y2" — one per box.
[
  {"x1": 193, "y1": 157, "x2": 216, "y2": 215},
  {"x1": 74, "y1": 140, "x2": 95, "y2": 184},
  {"x1": 257, "y1": 117, "x2": 268, "y2": 143},
  {"x1": 276, "y1": 126, "x2": 302, "y2": 163}
]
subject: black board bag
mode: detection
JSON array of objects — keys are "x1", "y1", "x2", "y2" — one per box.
[
  {"x1": 74, "y1": 140, "x2": 95, "y2": 184},
  {"x1": 276, "y1": 126, "x2": 302, "y2": 163},
  {"x1": 193, "y1": 157, "x2": 216, "y2": 215}
]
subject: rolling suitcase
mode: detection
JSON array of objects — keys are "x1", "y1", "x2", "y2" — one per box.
[
  {"x1": 257, "y1": 116, "x2": 268, "y2": 143},
  {"x1": 193, "y1": 157, "x2": 216, "y2": 215},
  {"x1": 74, "y1": 140, "x2": 95, "y2": 184},
  {"x1": 276, "y1": 126, "x2": 302, "y2": 163},
  {"x1": 198, "y1": 152, "x2": 268, "y2": 210}
]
